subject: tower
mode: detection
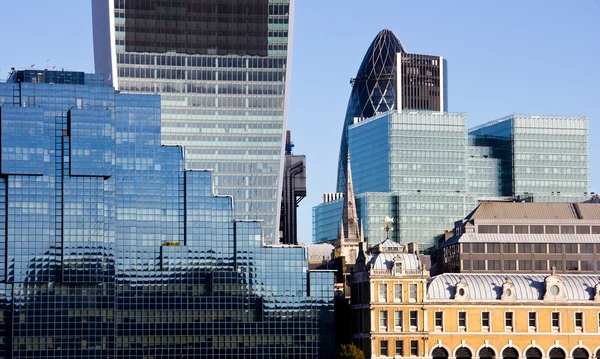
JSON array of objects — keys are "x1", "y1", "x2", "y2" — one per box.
[
  {"x1": 92, "y1": 0, "x2": 295, "y2": 243},
  {"x1": 336, "y1": 29, "x2": 447, "y2": 192}
]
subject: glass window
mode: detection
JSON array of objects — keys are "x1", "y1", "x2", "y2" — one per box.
[
  {"x1": 535, "y1": 260, "x2": 548, "y2": 271},
  {"x1": 379, "y1": 310, "x2": 388, "y2": 330},
  {"x1": 409, "y1": 310, "x2": 418, "y2": 330},
  {"x1": 530, "y1": 225, "x2": 544, "y2": 234},
  {"x1": 499, "y1": 225, "x2": 513, "y2": 233},
  {"x1": 518, "y1": 243, "x2": 531, "y2": 253},
  {"x1": 409, "y1": 284, "x2": 417, "y2": 302},
  {"x1": 549, "y1": 243, "x2": 562, "y2": 253},
  {"x1": 458, "y1": 311, "x2": 467, "y2": 331},
  {"x1": 515, "y1": 225, "x2": 528, "y2": 234},
  {"x1": 551, "y1": 312, "x2": 560, "y2": 332},
  {"x1": 472, "y1": 243, "x2": 485, "y2": 253},
  {"x1": 380, "y1": 340, "x2": 388, "y2": 356},
  {"x1": 394, "y1": 310, "x2": 403, "y2": 329},
  {"x1": 503, "y1": 243, "x2": 516, "y2": 253},
  {"x1": 581, "y1": 261, "x2": 592, "y2": 271},
  {"x1": 481, "y1": 311, "x2": 490, "y2": 332},
  {"x1": 462, "y1": 260, "x2": 471, "y2": 271},
  {"x1": 410, "y1": 340, "x2": 418, "y2": 356},
  {"x1": 561, "y1": 225, "x2": 575, "y2": 234},
  {"x1": 550, "y1": 260, "x2": 563, "y2": 270},
  {"x1": 488, "y1": 260, "x2": 501, "y2": 270},
  {"x1": 575, "y1": 312, "x2": 583, "y2": 332},
  {"x1": 545, "y1": 225, "x2": 560, "y2": 234},
  {"x1": 534, "y1": 244, "x2": 547, "y2": 253},
  {"x1": 488, "y1": 243, "x2": 500, "y2": 253},
  {"x1": 394, "y1": 283, "x2": 403, "y2": 302},
  {"x1": 434, "y1": 311, "x2": 443, "y2": 330},
  {"x1": 528, "y1": 312, "x2": 537, "y2": 332},
  {"x1": 378, "y1": 283, "x2": 387, "y2": 302},
  {"x1": 504, "y1": 260, "x2": 516, "y2": 271},
  {"x1": 592, "y1": 226, "x2": 600, "y2": 234},
  {"x1": 505, "y1": 312, "x2": 514, "y2": 331},
  {"x1": 577, "y1": 226, "x2": 590, "y2": 234},
  {"x1": 473, "y1": 260, "x2": 486, "y2": 270},
  {"x1": 395, "y1": 340, "x2": 404, "y2": 356},
  {"x1": 581, "y1": 243, "x2": 593, "y2": 253},
  {"x1": 566, "y1": 261, "x2": 579, "y2": 271},
  {"x1": 519, "y1": 260, "x2": 532, "y2": 271},
  {"x1": 565, "y1": 243, "x2": 578, "y2": 253},
  {"x1": 478, "y1": 225, "x2": 498, "y2": 233}
]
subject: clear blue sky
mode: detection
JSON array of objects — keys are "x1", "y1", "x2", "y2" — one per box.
[{"x1": 1, "y1": 1, "x2": 598, "y2": 244}]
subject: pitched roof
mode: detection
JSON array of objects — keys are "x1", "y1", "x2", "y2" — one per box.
[{"x1": 470, "y1": 202, "x2": 600, "y2": 220}]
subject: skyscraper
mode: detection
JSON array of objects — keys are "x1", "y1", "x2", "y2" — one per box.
[
  {"x1": 0, "y1": 69, "x2": 334, "y2": 358},
  {"x1": 336, "y1": 29, "x2": 447, "y2": 192},
  {"x1": 92, "y1": 0, "x2": 294, "y2": 243},
  {"x1": 314, "y1": 29, "x2": 590, "y2": 250}
]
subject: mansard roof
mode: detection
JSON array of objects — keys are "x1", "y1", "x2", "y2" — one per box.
[{"x1": 428, "y1": 273, "x2": 600, "y2": 302}]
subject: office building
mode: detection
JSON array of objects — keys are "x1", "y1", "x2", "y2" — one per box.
[
  {"x1": 336, "y1": 29, "x2": 447, "y2": 193},
  {"x1": 313, "y1": 31, "x2": 590, "y2": 250},
  {"x1": 0, "y1": 69, "x2": 334, "y2": 358},
  {"x1": 470, "y1": 114, "x2": 589, "y2": 202},
  {"x1": 438, "y1": 201, "x2": 600, "y2": 274},
  {"x1": 92, "y1": 0, "x2": 294, "y2": 243},
  {"x1": 351, "y1": 239, "x2": 600, "y2": 359}
]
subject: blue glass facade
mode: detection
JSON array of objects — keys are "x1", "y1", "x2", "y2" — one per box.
[
  {"x1": 93, "y1": 0, "x2": 294, "y2": 243},
  {"x1": 314, "y1": 112, "x2": 590, "y2": 249},
  {"x1": 0, "y1": 70, "x2": 334, "y2": 358},
  {"x1": 470, "y1": 114, "x2": 589, "y2": 202}
]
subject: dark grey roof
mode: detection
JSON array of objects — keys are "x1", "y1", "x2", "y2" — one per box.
[{"x1": 428, "y1": 273, "x2": 600, "y2": 302}]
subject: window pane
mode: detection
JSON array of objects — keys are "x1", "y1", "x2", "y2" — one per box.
[
  {"x1": 499, "y1": 225, "x2": 513, "y2": 233},
  {"x1": 518, "y1": 243, "x2": 531, "y2": 253},
  {"x1": 577, "y1": 226, "x2": 590, "y2": 234},
  {"x1": 462, "y1": 260, "x2": 471, "y2": 271},
  {"x1": 561, "y1": 226, "x2": 575, "y2": 234},
  {"x1": 409, "y1": 284, "x2": 417, "y2": 301},
  {"x1": 395, "y1": 341, "x2": 404, "y2": 356},
  {"x1": 488, "y1": 244, "x2": 500, "y2": 253},
  {"x1": 503, "y1": 243, "x2": 516, "y2": 253},
  {"x1": 534, "y1": 244, "x2": 547, "y2": 253},
  {"x1": 545, "y1": 225, "x2": 559, "y2": 234},
  {"x1": 504, "y1": 260, "x2": 516, "y2": 271},
  {"x1": 519, "y1": 260, "x2": 532, "y2": 271},
  {"x1": 535, "y1": 260, "x2": 547, "y2": 270},
  {"x1": 379, "y1": 284, "x2": 387, "y2": 302},
  {"x1": 530, "y1": 225, "x2": 544, "y2": 234},
  {"x1": 515, "y1": 225, "x2": 528, "y2": 233},
  {"x1": 479, "y1": 225, "x2": 498, "y2": 233},
  {"x1": 488, "y1": 260, "x2": 500, "y2": 270}
]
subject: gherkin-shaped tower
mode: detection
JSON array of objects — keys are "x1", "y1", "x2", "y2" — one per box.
[{"x1": 336, "y1": 29, "x2": 447, "y2": 192}]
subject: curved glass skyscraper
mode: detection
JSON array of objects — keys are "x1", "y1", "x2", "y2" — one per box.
[
  {"x1": 92, "y1": 0, "x2": 294, "y2": 243},
  {"x1": 336, "y1": 29, "x2": 447, "y2": 192}
]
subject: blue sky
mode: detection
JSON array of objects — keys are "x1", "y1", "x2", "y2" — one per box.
[{"x1": 1, "y1": 1, "x2": 598, "y2": 244}]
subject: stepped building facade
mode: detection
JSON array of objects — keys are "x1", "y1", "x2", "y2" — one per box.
[{"x1": 0, "y1": 69, "x2": 334, "y2": 358}]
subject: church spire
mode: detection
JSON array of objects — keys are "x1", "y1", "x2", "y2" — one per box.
[{"x1": 341, "y1": 152, "x2": 360, "y2": 241}]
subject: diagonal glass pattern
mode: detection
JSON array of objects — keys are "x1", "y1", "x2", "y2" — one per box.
[{"x1": 337, "y1": 30, "x2": 406, "y2": 192}]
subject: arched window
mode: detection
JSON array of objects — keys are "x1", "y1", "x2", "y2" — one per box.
[
  {"x1": 572, "y1": 348, "x2": 589, "y2": 359},
  {"x1": 549, "y1": 347, "x2": 566, "y2": 359},
  {"x1": 478, "y1": 347, "x2": 495, "y2": 359},
  {"x1": 502, "y1": 347, "x2": 519, "y2": 359},
  {"x1": 456, "y1": 347, "x2": 472, "y2": 359},
  {"x1": 432, "y1": 347, "x2": 449, "y2": 359},
  {"x1": 526, "y1": 347, "x2": 543, "y2": 359}
]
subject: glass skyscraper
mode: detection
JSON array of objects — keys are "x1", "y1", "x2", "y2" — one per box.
[
  {"x1": 0, "y1": 69, "x2": 334, "y2": 358},
  {"x1": 336, "y1": 29, "x2": 447, "y2": 193},
  {"x1": 314, "y1": 29, "x2": 590, "y2": 250},
  {"x1": 92, "y1": 0, "x2": 294, "y2": 243},
  {"x1": 470, "y1": 114, "x2": 589, "y2": 202}
]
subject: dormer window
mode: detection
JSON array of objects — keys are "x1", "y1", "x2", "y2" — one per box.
[{"x1": 394, "y1": 259, "x2": 403, "y2": 275}]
